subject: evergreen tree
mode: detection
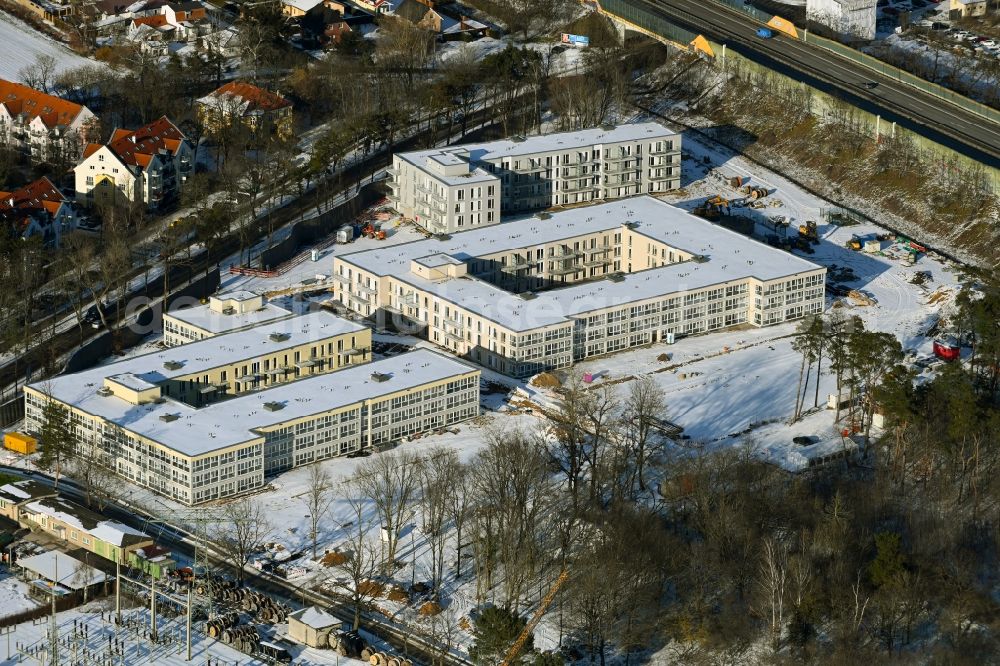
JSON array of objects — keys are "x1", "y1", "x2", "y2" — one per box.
[
  {"x1": 37, "y1": 399, "x2": 74, "y2": 488},
  {"x1": 470, "y1": 606, "x2": 532, "y2": 665}
]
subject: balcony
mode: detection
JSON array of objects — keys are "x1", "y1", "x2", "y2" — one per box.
[
  {"x1": 550, "y1": 263, "x2": 582, "y2": 276},
  {"x1": 444, "y1": 330, "x2": 465, "y2": 344},
  {"x1": 355, "y1": 282, "x2": 377, "y2": 296},
  {"x1": 402, "y1": 292, "x2": 419, "y2": 306},
  {"x1": 587, "y1": 244, "x2": 612, "y2": 255},
  {"x1": 332, "y1": 273, "x2": 351, "y2": 285},
  {"x1": 385, "y1": 166, "x2": 398, "y2": 178},
  {"x1": 648, "y1": 171, "x2": 676, "y2": 182},
  {"x1": 442, "y1": 317, "x2": 464, "y2": 331},
  {"x1": 583, "y1": 257, "x2": 610, "y2": 268},
  {"x1": 513, "y1": 162, "x2": 546, "y2": 174},
  {"x1": 604, "y1": 152, "x2": 637, "y2": 162},
  {"x1": 649, "y1": 146, "x2": 678, "y2": 156},
  {"x1": 561, "y1": 181, "x2": 595, "y2": 194},
  {"x1": 551, "y1": 247, "x2": 583, "y2": 259}
]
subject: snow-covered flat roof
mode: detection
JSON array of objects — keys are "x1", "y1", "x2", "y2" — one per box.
[
  {"x1": 39, "y1": 349, "x2": 477, "y2": 458},
  {"x1": 0, "y1": 480, "x2": 53, "y2": 503},
  {"x1": 166, "y1": 301, "x2": 294, "y2": 334},
  {"x1": 397, "y1": 122, "x2": 675, "y2": 168},
  {"x1": 31, "y1": 311, "x2": 365, "y2": 404},
  {"x1": 18, "y1": 552, "x2": 107, "y2": 590},
  {"x1": 338, "y1": 196, "x2": 824, "y2": 331}
]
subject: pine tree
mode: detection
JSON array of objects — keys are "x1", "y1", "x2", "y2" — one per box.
[
  {"x1": 38, "y1": 399, "x2": 74, "y2": 488},
  {"x1": 470, "y1": 606, "x2": 531, "y2": 665}
]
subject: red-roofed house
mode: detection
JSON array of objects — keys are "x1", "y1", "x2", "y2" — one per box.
[
  {"x1": 0, "y1": 79, "x2": 99, "y2": 164},
  {"x1": 0, "y1": 177, "x2": 80, "y2": 245},
  {"x1": 195, "y1": 81, "x2": 293, "y2": 139},
  {"x1": 73, "y1": 116, "x2": 194, "y2": 210}
]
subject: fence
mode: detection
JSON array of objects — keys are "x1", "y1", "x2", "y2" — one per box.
[{"x1": 597, "y1": 0, "x2": 698, "y2": 46}]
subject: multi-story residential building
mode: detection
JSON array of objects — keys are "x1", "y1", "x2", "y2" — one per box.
[
  {"x1": 387, "y1": 123, "x2": 681, "y2": 234},
  {"x1": 163, "y1": 290, "x2": 294, "y2": 346},
  {"x1": 74, "y1": 116, "x2": 194, "y2": 209},
  {"x1": 333, "y1": 196, "x2": 826, "y2": 378},
  {"x1": 39, "y1": 311, "x2": 370, "y2": 413},
  {"x1": 17, "y1": 495, "x2": 153, "y2": 565},
  {"x1": 0, "y1": 176, "x2": 80, "y2": 245},
  {"x1": 195, "y1": 81, "x2": 294, "y2": 140},
  {"x1": 25, "y1": 349, "x2": 479, "y2": 505},
  {"x1": 0, "y1": 79, "x2": 98, "y2": 163}
]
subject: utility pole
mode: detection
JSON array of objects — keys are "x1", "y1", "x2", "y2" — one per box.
[
  {"x1": 186, "y1": 586, "x2": 192, "y2": 661},
  {"x1": 116, "y1": 559, "x2": 122, "y2": 625},
  {"x1": 150, "y1": 577, "x2": 157, "y2": 643},
  {"x1": 49, "y1": 557, "x2": 57, "y2": 666}
]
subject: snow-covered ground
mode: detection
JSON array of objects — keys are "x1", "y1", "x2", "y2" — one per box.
[
  {"x1": 0, "y1": 11, "x2": 95, "y2": 81},
  {"x1": 0, "y1": 572, "x2": 41, "y2": 620},
  {"x1": 0, "y1": 601, "x2": 369, "y2": 666}
]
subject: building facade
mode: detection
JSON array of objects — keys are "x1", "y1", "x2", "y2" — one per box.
[
  {"x1": 807, "y1": 0, "x2": 877, "y2": 40},
  {"x1": 333, "y1": 197, "x2": 826, "y2": 377},
  {"x1": 74, "y1": 116, "x2": 194, "y2": 210},
  {"x1": 24, "y1": 349, "x2": 479, "y2": 505},
  {"x1": 0, "y1": 79, "x2": 98, "y2": 163},
  {"x1": 163, "y1": 290, "x2": 294, "y2": 346},
  {"x1": 0, "y1": 177, "x2": 80, "y2": 245},
  {"x1": 387, "y1": 123, "x2": 681, "y2": 234},
  {"x1": 196, "y1": 81, "x2": 294, "y2": 141}
]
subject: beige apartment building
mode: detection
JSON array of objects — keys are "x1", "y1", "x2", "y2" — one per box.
[
  {"x1": 25, "y1": 349, "x2": 479, "y2": 505},
  {"x1": 163, "y1": 290, "x2": 294, "y2": 346},
  {"x1": 387, "y1": 123, "x2": 681, "y2": 234},
  {"x1": 333, "y1": 196, "x2": 826, "y2": 378}
]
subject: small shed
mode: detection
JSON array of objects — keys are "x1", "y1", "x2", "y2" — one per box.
[
  {"x1": 336, "y1": 226, "x2": 353, "y2": 244},
  {"x1": 4, "y1": 433, "x2": 37, "y2": 455},
  {"x1": 18, "y1": 551, "x2": 108, "y2": 602},
  {"x1": 933, "y1": 338, "x2": 960, "y2": 362},
  {"x1": 288, "y1": 605, "x2": 341, "y2": 648}
]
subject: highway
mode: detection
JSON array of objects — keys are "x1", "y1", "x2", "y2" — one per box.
[{"x1": 628, "y1": 0, "x2": 1000, "y2": 168}]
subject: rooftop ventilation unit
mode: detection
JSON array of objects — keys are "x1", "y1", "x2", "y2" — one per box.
[
  {"x1": 511, "y1": 135, "x2": 526, "y2": 143},
  {"x1": 163, "y1": 360, "x2": 183, "y2": 371},
  {"x1": 692, "y1": 255, "x2": 708, "y2": 263},
  {"x1": 263, "y1": 401, "x2": 284, "y2": 412},
  {"x1": 159, "y1": 413, "x2": 179, "y2": 422},
  {"x1": 371, "y1": 372, "x2": 391, "y2": 383},
  {"x1": 537, "y1": 212, "x2": 552, "y2": 220},
  {"x1": 624, "y1": 221, "x2": 639, "y2": 230},
  {"x1": 518, "y1": 292, "x2": 538, "y2": 301},
  {"x1": 96, "y1": 387, "x2": 113, "y2": 397},
  {"x1": 435, "y1": 233, "x2": 451, "y2": 241},
  {"x1": 269, "y1": 333, "x2": 290, "y2": 342},
  {"x1": 607, "y1": 272, "x2": 626, "y2": 283},
  {"x1": 222, "y1": 306, "x2": 236, "y2": 315}
]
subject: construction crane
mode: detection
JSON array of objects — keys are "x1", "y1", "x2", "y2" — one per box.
[{"x1": 501, "y1": 569, "x2": 570, "y2": 666}]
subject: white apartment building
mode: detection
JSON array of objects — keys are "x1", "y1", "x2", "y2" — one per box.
[
  {"x1": 333, "y1": 196, "x2": 826, "y2": 378},
  {"x1": 0, "y1": 79, "x2": 98, "y2": 163},
  {"x1": 163, "y1": 290, "x2": 294, "y2": 346},
  {"x1": 807, "y1": 0, "x2": 877, "y2": 40},
  {"x1": 387, "y1": 123, "x2": 681, "y2": 234},
  {"x1": 25, "y1": 349, "x2": 479, "y2": 505},
  {"x1": 74, "y1": 116, "x2": 193, "y2": 210}
]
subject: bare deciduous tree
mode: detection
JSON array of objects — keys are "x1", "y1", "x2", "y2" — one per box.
[
  {"x1": 214, "y1": 498, "x2": 271, "y2": 583},
  {"x1": 301, "y1": 465, "x2": 335, "y2": 559},
  {"x1": 354, "y1": 449, "x2": 421, "y2": 572}
]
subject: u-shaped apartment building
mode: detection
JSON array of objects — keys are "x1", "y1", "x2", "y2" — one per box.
[
  {"x1": 333, "y1": 196, "x2": 826, "y2": 378},
  {"x1": 24, "y1": 311, "x2": 480, "y2": 505}
]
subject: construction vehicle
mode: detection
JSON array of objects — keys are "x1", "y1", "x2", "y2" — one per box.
[
  {"x1": 798, "y1": 220, "x2": 818, "y2": 242},
  {"x1": 846, "y1": 235, "x2": 862, "y2": 251},
  {"x1": 501, "y1": 570, "x2": 569, "y2": 666},
  {"x1": 361, "y1": 223, "x2": 388, "y2": 240},
  {"x1": 693, "y1": 195, "x2": 729, "y2": 220}
]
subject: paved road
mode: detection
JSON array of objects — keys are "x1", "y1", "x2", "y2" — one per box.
[{"x1": 628, "y1": 0, "x2": 1000, "y2": 167}]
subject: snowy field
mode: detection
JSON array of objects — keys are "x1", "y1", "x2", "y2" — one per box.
[
  {"x1": 0, "y1": 11, "x2": 94, "y2": 81},
  {"x1": 0, "y1": 572, "x2": 41, "y2": 619}
]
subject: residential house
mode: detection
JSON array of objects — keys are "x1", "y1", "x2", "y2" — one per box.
[
  {"x1": 196, "y1": 81, "x2": 294, "y2": 140},
  {"x1": 281, "y1": 0, "x2": 345, "y2": 18},
  {"x1": 441, "y1": 15, "x2": 488, "y2": 41},
  {"x1": 74, "y1": 116, "x2": 194, "y2": 210},
  {"x1": 18, "y1": 551, "x2": 109, "y2": 602},
  {"x1": 350, "y1": 0, "x2": 389, "y2": 13},
  {"x1": 125, "y1": 0, "x2": 215, "y2": 57},
  {"x1": 18, "y1": 496, "x2": 154, "y2": 565},
  {"x1": 394, "y1": 0, "x2": 442, "y2": 31},
  {"x1": 0, "y1": 79, "x2": 98, "y2": 163},
  {"x1": 323, "y1": 19, "x2": 353, "y2": 45},
  {"x1": 0, "y1": 177, "x2": 80, "y2": 245},
  {"x1": 0, "y1": 480, "x2": 57, "y2": 523},
  {"x1": 950, "y1": 0, "x2": 987, "y2": 18}
]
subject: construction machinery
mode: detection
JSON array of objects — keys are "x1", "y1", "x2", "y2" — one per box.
[
  {"x1": 500, "y1": 570, "x2": 569, "y2": 666},
  {"x1": 693, "y1": 195, "x2": 729, "y2": 220},
  {"x1": 361, "y1": 223, "x2": 387, "y2": 240},
  {"x1": 846, "y1": 235, "x2": 862, "y2": 251},
  {"x1": 798, "y1": 220, "x2": 818, "y2": 243}
]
